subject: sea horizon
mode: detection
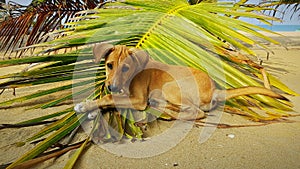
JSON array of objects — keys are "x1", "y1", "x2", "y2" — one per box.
[{"x1": 257, "y1": 24, "x2": 300, "y2": 32}]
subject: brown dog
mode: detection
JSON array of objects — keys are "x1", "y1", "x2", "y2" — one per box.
[{"x1": 74, "y1": 43, "x2": 288, "y2": 120}]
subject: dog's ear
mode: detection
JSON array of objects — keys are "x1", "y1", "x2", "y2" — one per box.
[
  {"x1": 93, "y1": 43, "x2": 114, "y2": 63},
  {"x1": 131, "y1": 50, "x2": 150, "y2": 69}
]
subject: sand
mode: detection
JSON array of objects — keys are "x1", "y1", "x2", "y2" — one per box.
[{"x1": 0, "y1": 32, "x2": 300, "y2": 169}]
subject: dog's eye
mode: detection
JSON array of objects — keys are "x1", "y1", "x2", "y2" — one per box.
[
  {"x1": 122, "y1": 65, "x2": 129, "y2": 72},
  {"x1": 107, "y1": 63, "x2": 113, "y2": 70}
]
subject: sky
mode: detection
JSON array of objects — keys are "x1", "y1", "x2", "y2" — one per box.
[{"x1": 5, "y1": 0, "x2": 300, "y2": 25}]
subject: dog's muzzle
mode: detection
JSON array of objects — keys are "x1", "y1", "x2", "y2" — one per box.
[
  {"x1": 108, "y1": 85, "x2": 118, "y2": 92},
  {"x1": 107, "y1": 85, "x2": 125, "y2": 94}
]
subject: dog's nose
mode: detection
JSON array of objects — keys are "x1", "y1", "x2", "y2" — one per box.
[{"x1": 108, "y1": 85, "x2": 118, "y2": 92}]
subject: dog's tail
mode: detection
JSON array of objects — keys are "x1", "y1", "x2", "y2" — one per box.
[{"x1": 214, "y1": 86, "x2": 289, "y2": 102}]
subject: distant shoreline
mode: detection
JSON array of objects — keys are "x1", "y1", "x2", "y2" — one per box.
[
  {"x1": 237, "y1": 31, "x2": 300, "y2": 48},
  {"x1": 256, "y1": 24, "x2": 300, "y2": 32}
]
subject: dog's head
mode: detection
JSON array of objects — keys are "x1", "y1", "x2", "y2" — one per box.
[{"x1": 93, "y1": 43, "x2": 149, "y2": 93}]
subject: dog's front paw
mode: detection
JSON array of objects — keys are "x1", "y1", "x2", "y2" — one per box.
[
  {"x1": 74, "y1": 101, "x2": 97, "y2": 113},
  {"x1": 74, "y1": 102, "x2": 88, "y2": 113},
  {"x1": 88, "y1": 110, "x2": 100, "y2": 120}
]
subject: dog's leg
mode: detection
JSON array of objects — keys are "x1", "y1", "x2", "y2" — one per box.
[
  {"x1": 152, "y1": 79, "x2": 205, "y2": 120},
  {"x1": 75, "y1": 71, "x2": 151, "y2": 113},
  {"x1": 164, "y1": 106, "x2": 205, "y2": 120},
  {"x1": 150, "y1": 98, "x2": 205, "y2": 120},
  {"x1": 156, "y1": 106, "x2": 206, "y2": 120},
  {"x1": 75, "y1": 93, "x2": 148, "y2": 114}
]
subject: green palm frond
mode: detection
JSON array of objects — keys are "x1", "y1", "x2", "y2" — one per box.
[{"x1": 0, "y1": 0, "x2": 298, "y2": 168}]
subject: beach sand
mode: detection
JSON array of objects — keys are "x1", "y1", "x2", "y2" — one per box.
[{"x1": 0, "y1": 32, "x2": 300, "y2": 169}]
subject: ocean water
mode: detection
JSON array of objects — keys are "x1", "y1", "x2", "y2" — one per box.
[{"x1": 257, "y1": 25, "x2": 300, "y2": 32}]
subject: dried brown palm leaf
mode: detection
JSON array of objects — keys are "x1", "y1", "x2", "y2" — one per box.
[{"x1": 0, "y1": 0, "x2": 103, "y2": 58}]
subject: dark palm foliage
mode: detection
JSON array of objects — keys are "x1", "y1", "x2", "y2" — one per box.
[
  {"x1": 0, "y1": 0, "x2": 103, "y2": 57},
  {"x1": 1, "y1": 1, "x2": 28, "y2": 19},
  {"x1": 261, "y1": 0, "x2": 300, "y2": 19}
]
